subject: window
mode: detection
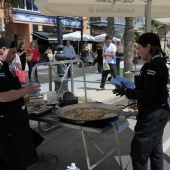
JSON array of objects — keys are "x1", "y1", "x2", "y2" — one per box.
[
  {"x1": 13, "y1": 0, "x2": 39, "y2": 12},
  {"x1": 19, "y1": 0, "x2": 24, "y2": 9},
  {"x1": 26, "y1": 0, "x2": 32, "y2": 10}
]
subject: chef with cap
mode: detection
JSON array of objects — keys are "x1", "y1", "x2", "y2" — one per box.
[
  {"x1": 0, "y1": 37, "x2": 44, "y2": 170},
  {"x1": 113, "y1": 33, "x2": 170, "y2": 170}
]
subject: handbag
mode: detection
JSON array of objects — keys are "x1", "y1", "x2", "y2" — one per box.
[
  {"x1": 12, "y1": 68, "x2": 26, "y2": 83},
  {"x1": 47, "y1": 53, "x2": 54, "y2": 61},
  {"x1": 103, "y1": 59, "x2": 110, "y2": 71},
  {"x1": 26, "y1": 53, "x2": 33, "y2": 61}
]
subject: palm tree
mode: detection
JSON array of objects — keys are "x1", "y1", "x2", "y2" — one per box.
[
  {"x1": 123, "y1": 17, "x2": 135, "y2": 81},
  {"x1": 139, "y1": 19, "x2": 164, "y2": 33},
  {"x1": 0, "y1": 0, "x2": 20, "y2": 39},
  {"x1": 106, "y1": 17, "x2": 114, "y2": 38}
]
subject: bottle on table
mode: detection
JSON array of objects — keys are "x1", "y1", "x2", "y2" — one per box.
[{"x1": 66, "y1": 163, "x2": 80, "y2": 170}]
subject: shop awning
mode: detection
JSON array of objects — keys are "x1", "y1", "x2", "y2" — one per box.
[{"x1": 32, "y1": 32, "x2": 57, "y2": 41}]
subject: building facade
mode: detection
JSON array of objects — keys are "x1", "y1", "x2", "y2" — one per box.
[
  {"x1": 90, "y1": 16, "x2": 145, "y2": 39},
  {"x1": 4, "y1": 0, "x2": 86, "y2": 50}
]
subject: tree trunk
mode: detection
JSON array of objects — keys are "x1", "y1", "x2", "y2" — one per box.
[
  {"x1": 1, "y1": 0, "x2": 14, "y2": 39},
  {"x1": 106, "y1": 17, "x2": 114, "y2": 37},
  {"x1": 124, "y1": 17, "x2": 135, "y2": 81}
]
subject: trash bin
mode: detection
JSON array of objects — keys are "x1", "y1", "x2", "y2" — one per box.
[{"x1": 116, "y1": 56, "x2": 124, "y2": 77}]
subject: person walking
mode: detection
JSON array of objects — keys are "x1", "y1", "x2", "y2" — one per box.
[
  {"x1": 162, "y1": 44, "x2": 170, "y2": 58},
  {"x1": 17, "y1": 43, "x2": 26, "y2": 70},
  {"x1": 87, "y1": 48, "x2": 94, "y2": 66},
  {"x1": 133, "y1": 43, "x2": 139, "y2": 69},
  {"x1": 63, "y1": 40, "x2": 76, "y2": 78},
  {"x1": 0, "y1": 37, "x2": 43, "y2": 170},
  {"x1": 10, "y1": 53, "x2": 22, "y2": 71},
  {"x1": 44, "y1": 46, "x2": 53, "y2": 62},
  {"x1": 97, "y1": 35, "x2": 117, "y2": 91},
  {"x1": 93, "y1": 43, "x2": 103, "y2": 73},
  {"x1": 26, "y1": 41, "x2": 40, "y2": 82},
  {"x1": 113, "y1": 32, "x2": 170, "y2": 170}
]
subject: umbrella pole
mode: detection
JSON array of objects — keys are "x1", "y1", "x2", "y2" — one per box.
[
  {"x1": 146, "y1": 0, "x2": 152, "y2": 32},
  {"x1": 78, "y1": 41, "x2": 79, "y2": 55},
  {"x1": 80, "y1": 17, "x2": 83, "y2": 53}
]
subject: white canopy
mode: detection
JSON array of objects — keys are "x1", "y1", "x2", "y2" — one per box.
[
  {"x1": 63, "y1": 31, "x2": 95, "y2": 41},
  {"x1": 95, "y1": 34, "x2": 121, "y2": 42},
  {"x1": 154, "y1": 18, "x2": 170, "y2": 25},
  {"x1": 34, "y1": 0, "x2": 170, "y2": 18}
]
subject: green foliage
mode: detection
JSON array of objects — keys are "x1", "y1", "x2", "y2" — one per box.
[
  {"x1": 10, "y1": 0, "x2": 21, "y2": 7},
  {"x1": 0, "y1": 0, "x2": 21, "y2": 7},
  {"x1": 139, "y1": 19, "x2": 164, "y2": 33}
]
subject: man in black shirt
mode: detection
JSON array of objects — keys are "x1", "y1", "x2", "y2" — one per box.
[{"x1": 0, "y1": 37, "x2": 43, "y2": 170}]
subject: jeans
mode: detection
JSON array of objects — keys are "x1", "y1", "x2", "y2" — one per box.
[
  {"x1": 65, "y1": 58, "x2": 75, "y2": 78},
  {"x1": 27, "y1": 61, "x2": 38, "y2": 81}
]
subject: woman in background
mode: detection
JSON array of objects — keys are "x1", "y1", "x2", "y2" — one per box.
[
  {"x1": 93, "y1": 43, "x2": 103, "y2": 73},
  {"x1": 10, "y1": 53, "x2": 22, "y2": 71},
  {"x1": 133, "y1": 43, "x2": 138, "y2": 69},
  {"x1": 26, "y1": 41, "x2": 40, "y2": 82},
  {"x1": 17, "y1": 43, "x2": 26, "y2": 70}
]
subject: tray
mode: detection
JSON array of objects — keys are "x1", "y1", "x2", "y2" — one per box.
[
  {"x1": 46, "y1": 101, "x2": 60, "y2": 106},
  {"x1": 29, "y1": 105, "x2": 53, "y2": 116}
]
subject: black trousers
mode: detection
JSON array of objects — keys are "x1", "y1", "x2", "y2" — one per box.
[
  {"x1": 130, "y1": 109, "x2": 170, "y2": 170},
  {"x1": 20, "y1": 60, "x2": 26, "y2": 71},
  {"x1": 27, "y1": 61, "x2": 38, "y2": 81},
  {"x1": 100, "y1": 64, "x2": 117, "y2": 88},
  {"x1": 0, "y1": 119, "x2": 27, "y2": 170}
]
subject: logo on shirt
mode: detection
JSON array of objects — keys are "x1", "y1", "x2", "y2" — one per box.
[{"x1": 147, "y1": 69, "x2": 156, "y2": 76}]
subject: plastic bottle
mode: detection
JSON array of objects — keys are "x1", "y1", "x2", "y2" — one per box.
[
  {"x1": 29, "y1": 82, "x2": 40, "y2": 97},
  {"x1": 66, "y1": 163, "x2": 80, "y2": 170}
]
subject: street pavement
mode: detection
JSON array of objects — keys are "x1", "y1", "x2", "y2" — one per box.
[{"x1": 27, "y1": 61, "x2": 170, "y2": 170}]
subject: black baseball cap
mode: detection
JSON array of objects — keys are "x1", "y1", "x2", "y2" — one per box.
[
  {"x1": 0, "y1": 37, "x2": 16, "y2": 48},
  {"x1": 138, "y1": 33, "x2": 160, "y2": 47}
]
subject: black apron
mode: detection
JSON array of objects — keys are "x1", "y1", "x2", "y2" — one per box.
[{"x1": 0, "y1": 63, "x2": 43, "y2": 169}]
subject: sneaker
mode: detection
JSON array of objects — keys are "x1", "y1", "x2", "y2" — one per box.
[
  {"x1": 29, "y1": 79, "x2": 32, "y2": 83},
  {"x1": 96, "y1": 87, "x2": 105, "y2": 91}
]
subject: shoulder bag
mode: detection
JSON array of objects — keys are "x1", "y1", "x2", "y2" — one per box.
[
  {"x1": 26, "y1": 53, "x2": 33, "y2": 62},
  {"x1": 12, "y1": 68, "x2": 26, "y2": 83}
]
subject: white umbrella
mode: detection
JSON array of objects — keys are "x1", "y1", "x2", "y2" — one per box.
[
  {"x1": 35, "y1": 0, "x2": 170, "y2": 31},
  {"x1": 63, "y1": 31, "x2": 95, "y2": 41},
  {"x1": 34, "y1": 0, "x2": 170, "y2": 18},
  {"x1": 95, "y1": 34, "x2": 121, "y2": 42},
  {"x1": 34, "y1": 0, "x2": 170, "y2": 33}
]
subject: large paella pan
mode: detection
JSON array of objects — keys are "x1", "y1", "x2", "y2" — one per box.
[{"x1": 51, "y1": 103, "x2": 122, "y2": 125}]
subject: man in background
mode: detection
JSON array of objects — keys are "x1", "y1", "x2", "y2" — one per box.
[
  {"x1": 63, "y1": 40, "x2": 76, "y2": 78},
  {"x1": 97, "y1": 35, "x2": 117, "y2": 91},
  {"x1": 162, "y1": 44, "x2": 170, "y2": 58}
]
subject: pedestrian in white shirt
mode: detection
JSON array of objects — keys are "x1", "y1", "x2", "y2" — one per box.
[{"x1": 97, "y1": 35, "x2": 117, "y2": 91}]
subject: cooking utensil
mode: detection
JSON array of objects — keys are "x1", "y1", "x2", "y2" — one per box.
[
  {"x1": 29, "y1": 105, "x2": 53, "y2": 116},
  {"x1": 59, "y1": 91, "x2": 78, "y2": 107},
  {"x1": 51, "y1": 103, "x2": 121, "y2": 125},
  {"x1": 63, "y1": 91, "x2": 76, "y2": 100}
]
